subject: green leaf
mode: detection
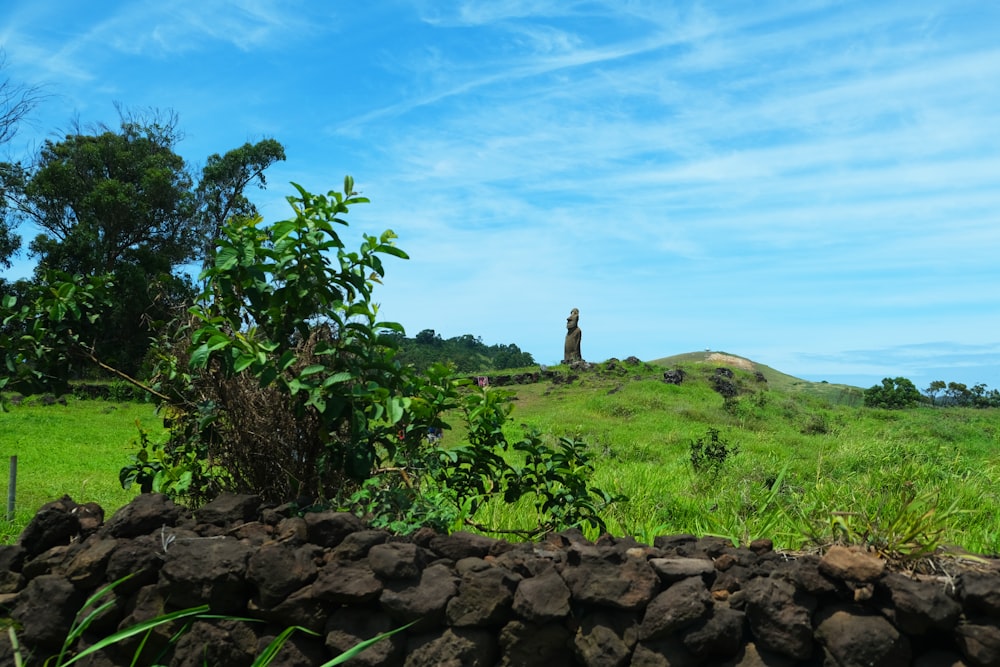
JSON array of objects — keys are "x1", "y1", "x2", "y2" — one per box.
[
  {"x1": 232, "y1": 352, "x2": 256, "y2": 373},
  {"x1": 322, "y1": 372, "x2": 354, "y2": 387},
  {"x1": 216, "y1": 246, "x2": 240, "y2": 270},
  {"x1": 386, "y1": 396, "x2": 409, "y2": 425},
  {"x1": 189, "y1": 343, "x2": 211, "y2": 369},
  {"x1": 299, "y1": 364, "x2": 326, "y2": 377}
]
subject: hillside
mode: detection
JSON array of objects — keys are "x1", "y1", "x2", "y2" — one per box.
[
  {"x1": 484, "y1": 353, "x2": 999, "y2": 554},
  {"x1": 650, "y1": 350, "x2": 865, "y2": 406}
]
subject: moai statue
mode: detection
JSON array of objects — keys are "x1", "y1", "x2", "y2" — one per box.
[{"x1": 563, "y1": 308, "x2": 582, "y2": 363}]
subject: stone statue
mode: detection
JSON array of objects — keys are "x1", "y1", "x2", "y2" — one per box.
[{"x1": 563, "y1": 308, "x2": 582, "y2": 363}]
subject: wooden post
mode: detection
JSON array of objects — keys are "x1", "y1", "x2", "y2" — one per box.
[{"x1": 6, "y1": 456, "x2": 15, "y2": 522}]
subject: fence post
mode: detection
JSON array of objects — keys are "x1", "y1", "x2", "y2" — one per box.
[{"x1": 6, "y1": 456, "x2": 15, "y2": 522}]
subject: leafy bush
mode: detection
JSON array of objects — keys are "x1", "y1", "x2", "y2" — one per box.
[
  {"x1": 863, "y1": 377, "x2": 922, "y2": 409},
  {"x1": 4, "y1": 178, "x2": 614, "y2": 538},
  {"x1": 689, "y1": 427, "x2": 740, "y2": 477}
]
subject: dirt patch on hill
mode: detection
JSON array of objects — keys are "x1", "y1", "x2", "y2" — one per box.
[{"x1": 706, "y1": 353, "x2": 755, "y2": 371}]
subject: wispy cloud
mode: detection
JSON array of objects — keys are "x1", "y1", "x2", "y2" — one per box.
[{"x1": 3, "y1": 0, "x2": 999, "y2": 385}]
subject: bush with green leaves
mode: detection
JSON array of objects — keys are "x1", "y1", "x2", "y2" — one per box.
[
  {"x1": 131, "y1": 178, "x2": 446, "y2": 504},
  {"x1": 4, "y1": 177, "x2": 615, "y2": 538},
  {"x1": 863, "y1": 377, "x2": 923, "y2": 409},
  {"x1": 689, "y1": 427, "x2": 739, "y2": 477}
]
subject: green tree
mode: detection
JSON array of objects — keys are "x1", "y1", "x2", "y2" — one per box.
[
  {"x1": 863, "y1": 377, "x2": 922, "y2": 409},
  {"x1": 195, "y1": 138, "x2": 286, "y2": 263},
  {"x1": 925, "y1": 380, "x2": 946, "y2": 406},
  {"x1": 0, "y1": 51, "x2": 43, "y2": 270},
  {"x1": 3, "y1": 109, "x2": 284, "y2": 375}
]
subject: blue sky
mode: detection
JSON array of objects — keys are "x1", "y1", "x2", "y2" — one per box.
[{"x1": 2, "y1": 1, "x2": 999, "y2": 391}]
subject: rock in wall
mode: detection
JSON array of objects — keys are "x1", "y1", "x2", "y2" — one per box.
[{"x1": 2, "y1": 493, "x2": 999, "y2": 666}]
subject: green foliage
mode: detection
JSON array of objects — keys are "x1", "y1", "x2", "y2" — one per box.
[
  {"x1": 863, "y1": 376, "x2": 922, "y2": 409},
  {"x1": 147, "y1": 178, "x2": 419, "y2": 503},
  {"x1": 439, "y1": 386, "x2": 621, "y2": 537},
  {"x1": 1, "y1": 110, "x2": 285, "y2": 375},
  {"x1": 689, "y1": 427, "x2": 740, "y2": 477},
  {"x1": 391, "y1": 329, "x2": 536, "y2": 372},
  {"x1": 0, "y1": 271, "x2": 112, "y2": 395}
]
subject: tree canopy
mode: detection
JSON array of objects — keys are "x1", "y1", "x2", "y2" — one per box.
[
  {"x1": 389, "y1": 329, "x2": 535, "y2": 372},
  {"x1": 1, "y1": 109, "x2": 285, "y2": 374}
]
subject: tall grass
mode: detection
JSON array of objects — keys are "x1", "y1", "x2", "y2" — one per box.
[{"x1": 483, "y1": 361, "x2": 1000, "y2": 554}]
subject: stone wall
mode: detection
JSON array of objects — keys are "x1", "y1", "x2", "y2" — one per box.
[{"x1": 1, "y1": 493, "x2": 999, "y2": 666}]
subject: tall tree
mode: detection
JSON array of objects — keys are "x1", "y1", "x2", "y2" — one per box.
[
  {"x1": 0, "y1": 52, "x2": 43, "y2": 270},
  {"x1": 196, "y1": 138, "x2": 285, "y2": 263},
  {"x1": 5, "y1": 108, "x2": 285, "y2": 375}
]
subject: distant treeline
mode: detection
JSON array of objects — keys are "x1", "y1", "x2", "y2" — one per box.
[
  {"x1": 865, "y1": 377, "x2": 1000, "y2": 409},
  {"x1": 383, "y1": 329, "x2": 536, "y2": 372},
  {"x1": 925, "y1": 380, "x2": 1000, "y2": 408}
]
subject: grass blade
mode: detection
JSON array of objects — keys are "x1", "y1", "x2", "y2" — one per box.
[
  {"x1": 60, "y1": 605, "x2": 209, "y2": 666},
  {"x1": 321, "y1": 620, "x2": 417, "y2": 667}
]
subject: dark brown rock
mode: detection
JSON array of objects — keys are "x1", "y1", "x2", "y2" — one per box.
[
  {"x1": 513, "y1": 569, "x2": 572, "y2": 622},
  {"x1": 18, "y1": 495, "x2": 81, "y2": 558},
  {"x1": 381, "y1": 563, "x2": 459, "y2": 627},
  {"x1": 64, "y1": 535, "x2": 118, "y2": 589},
  {"x1": 104, "y1": 493, "x2": 182, "y2": 539},
  {"x1": 256, "y1": 630, "x2": 328, "y2": 667},
  {"x1": 11, "y1": 574, "x2": 84, "y2": 649},
  {"x1": 446, "y1": 562, "x2": 521, "y2": 626},
  {"x1": 104, "y1": 534, "x2": 163, "y2": 594},
  {"x1": 814, "y1": 603, "x2": 911, "y2": 667},
  {"x1": 303, "y1": 510, "x2": 362, "y2": 547},
  {"x1": 261, "y1": 582, "x2": 329, "y2": 633},
  {"x1": 193, "y1": 493, "x2": 261, "y2": 526},
  {"x1": 313, "y1": 560, "x2": 383, "y2": 604},
  {"x1": 246, "y1": 542, "x2": 319, "y2": 608},
  {"x1": 0, "y1": 544, "x2": 25, "y2": 594},
  {"x1": 955, "y1": 619, "x2": 1000, "y2": 667},
  {"x1": 648, "y1": 556, "x2": 715, "y2": 583},
  {"x1": 631, "y1": 637, "x2": 700, "y2": 667},
  {"x1": 405, "y1": 627, "x2": 498, "y2": 667},
  {"x1": 429, "y1": 531, "x2": 501, "y2": 561},
  {"x1": 326, "y1": 606, "x2": 406, "y2": 667},
  {"x1": 498, "y1": 620, "x2": 573, "y2": 667},
  {"x1": 171, "y1": 619, "x2": 257, "y2": 667},
  {"x1": 681, "y1": 605, "x2": 745, "y2": 660},
  {"x1": 639, "y1": 576, "x2": 712, "y2": 640},
  {"x1": 883, "y1": 573, "x2": 962, "y2": 634},
  {"x1": 158, "y1": 536, "x2": 253, "y2": 614},
  {"x1": 742, "y1": 576, "x2": 815, "y2": 660},
  {"x1": 560, "y1": 550, "x2": 659, "y2": 611},
  {"x1": 959, "y1": 572, "x2": 1000, "y2": 617},
  {"x1": 330, "y1": 528, "x2": 390, "y2": 560},
  {"x1": 573, "y1": 609, "x2": 637, "y2": 667},
  {"x1": 369, "y1": 541, "x2": 425, "y2": 580},
  {"x1": 775, "y1": 554, "x2": 839, "y2": 596},
  {"x1": 74, "y1": 501, "x2": 105, "y2": 537},
  {"x1": 819, "y1": 545, "x2": 886, "y2": 583}
]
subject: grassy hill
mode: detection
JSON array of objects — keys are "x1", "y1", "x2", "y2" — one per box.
[
  {"x1": 651, "y1": 350, "x2": 865, "y2": 405},
  {"x1": 3, "y1": 351, "x2": 998, "y2": 556},
  {"x1": 478, "y1": 353, "x2": 999, "y2": 555}
]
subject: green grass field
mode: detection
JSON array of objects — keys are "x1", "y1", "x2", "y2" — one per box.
[
  {"x1": 0, "y1": 398, "x2": 166, "y2": 543},
  {"x1": 3, "y1": 353, "x2": 999, "y2": 556},
  {"x1": 476, "y1": 355, "x2": 1000, "y2": 555}
]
